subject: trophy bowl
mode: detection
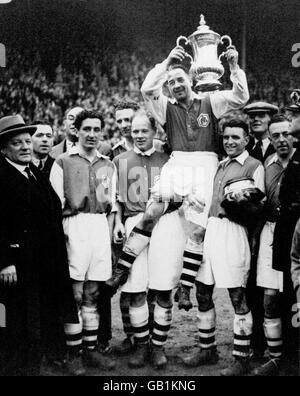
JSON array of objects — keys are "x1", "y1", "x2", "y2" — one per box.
[
  {"x1": 176, "y1": 14, "x2": 234, "y2": 92},
  {"x1": 220, "y1": 177, "x2": 265, "y2": 226}
]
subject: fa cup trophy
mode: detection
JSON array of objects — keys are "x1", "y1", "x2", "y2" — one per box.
[{"x1": 176, "y1": 14, "x2": 235, "y2": 92}]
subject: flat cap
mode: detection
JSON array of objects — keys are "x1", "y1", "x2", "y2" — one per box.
[{"x1": 243, "y1": 101, "x2": 279, "y2": 115}]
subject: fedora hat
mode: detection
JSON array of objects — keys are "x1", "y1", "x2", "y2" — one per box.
[{"x1": 0, "y1": 115, "x2": 37, "y2": 142}]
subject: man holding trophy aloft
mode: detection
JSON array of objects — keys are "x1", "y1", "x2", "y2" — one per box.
[{"x1": 106, "y1": 15, "x2": 250, "y2": 370}]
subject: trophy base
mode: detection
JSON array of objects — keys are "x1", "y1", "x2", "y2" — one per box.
[{"x1": 195, "y1": 80, "x2": 222, "y2": 92}]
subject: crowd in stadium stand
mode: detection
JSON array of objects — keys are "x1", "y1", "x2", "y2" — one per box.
[{"x1": 0, "y1": 46, "x2": 299, "y2": 145}]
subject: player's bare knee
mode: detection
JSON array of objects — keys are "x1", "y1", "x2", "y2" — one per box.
[
  {"x1": 72, "y1": 282, "x2": 84, "y2": 308},
  {"x1": 84, "y1": 282, "x2": 100, "y2": 307},
  {"x1": 196, "y1": 281, "x2": 214, "y2": 312},
  {"x1": 120, "y1": 291, "x2": 132, "y2": 308},
  {"x1": 190, "y1": 226, "x2": 206, "y2": 244},
  {"x1": 131, "y1": 292, "x2": 147, "y2": 308},
  {"x1": 229, "y1": 287, "x2": 248, "y2": 314},
  {"x1": 157, "y1": 290, "x2": 173, "y2": 308},
  {"x1": 264, "y1": 290, "x2": 280, "y2": 319}
]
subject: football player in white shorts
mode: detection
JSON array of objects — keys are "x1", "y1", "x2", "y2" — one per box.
[
  {"x1": 50, "y1": 110, "x2": 117, "y2": 374},
  {"x1": 106, "y1": 44, "x2": 249, "y2": 314},
  {"x1": 113, "y1": 110, "x2": 186, "y2": 369},
  {"x1": 182, "y1": 119, "x2": 265, "y2": 376},
  {"x1": 253, "y1": 116, "x2": 295, "y2": 375}
]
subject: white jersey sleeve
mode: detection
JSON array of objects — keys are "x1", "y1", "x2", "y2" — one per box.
[
  {"x1": 141, "y1": 60, "x2": 169, "y2": 126},
  {"x1": 210, "y1": 66, "x2": 250, "y2": 119}
]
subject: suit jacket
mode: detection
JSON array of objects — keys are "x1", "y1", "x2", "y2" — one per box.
[
  {"x1": 32, "y1": 155, "x2": 55, "y2": 179},
  {"x1": 0, "y1": 155, "x2": 78, "y2": 347},
  {"x1": 50, "y1": 139, "x2": 67, "y2": 159},
  {"x1": 247, "y1": 136, "x2": 275, "y2": 164},
  {"x1": 273, "y1": 149, "x2": 300, "y2": 272}
]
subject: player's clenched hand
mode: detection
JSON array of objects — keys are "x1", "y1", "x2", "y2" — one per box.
[
  {"x1": 113, "y1": 223, "x2": 126, "y2": 244},
  {"x1": 166, "y1": 46, "x2": 186, "y2": 66},
  {"x1": 226, "y1": 47, "x2": 238, "y2": 69},
  {"x1": 0, "y1": 265, "x2": 17, "y2": 286}
]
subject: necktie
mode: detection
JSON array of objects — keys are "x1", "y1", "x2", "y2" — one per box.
[
  {"x1": 252, "y1": 140, "x2": 264, "y2": 162},
  {"x1": 38, "y1": 160, "x2": 43, "y2": 170},
  {"x1": 24, "y1": 166, "x2": 37, "y2": 183}
]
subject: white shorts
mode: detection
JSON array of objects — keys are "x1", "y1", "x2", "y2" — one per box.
[
  {"x1": 63, "y1": 213, "x2": 112, "y2": 282},
  {"x1": 196, "y1": 217, "x2": 250, "y2": 288},
  {"x1": 257, "y1": 221, "x2": 283, "y2": 292},
  {"x1": 121, "y1": 211, "x2": 187, "y2": 293},
  {"x1": 121, "y1": 213, "x2": 149, "y2": 293},
  {"x1": 151, "y1": 151, "x2": 218, "y2": 228},
  {"x1": 148, "y1": 210, "x2": 187, "y2": 291}
]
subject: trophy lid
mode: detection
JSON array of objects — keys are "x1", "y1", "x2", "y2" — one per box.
[{"x1": 188, "y1": 14, "x2": 220, "y2": 42}]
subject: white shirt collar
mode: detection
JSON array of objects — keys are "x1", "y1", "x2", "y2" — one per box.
[
  {"x1": 133, "y1": 145, "x2": 156, "y2": 157},
  {"x1": 221, "y1": 150, "x2": 249, "y2": 166},
  {"x1": 265, "y1": 153, "x2": 279, "y2": 167},
  {"x1": 66, "y1": 140, "x2": 78, "y2": 153},
  {"x1": 266, "y1": 149, "x2": 297, "y2": 168},
  {"x1": 32, "y1": 156, "x2": 47, "y2": 168},
  {"x1": 68, "y1": 145, "x2": 104, "y2": 159},
  {"x1": 254, "y1": 137, "x2": 270, "y2": 154},
  {"x1": 5, "y1": 157, "x2": 28, "y2": 176}
]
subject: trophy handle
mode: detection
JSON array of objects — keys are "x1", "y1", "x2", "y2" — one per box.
[
  {"x1": 176, "y1": 36, "x2": 193, "y2": 63},
  {"x1": 220, "y1": 35, "x2": 233, "y2": 48},
  {"x1": 219, "y1": 35, "x2": 236, "y2": 61}
]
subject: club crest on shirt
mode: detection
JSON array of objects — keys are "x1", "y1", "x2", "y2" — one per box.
[{"x1": 197, "y1": 113, "x2": 210, "y2": 128}]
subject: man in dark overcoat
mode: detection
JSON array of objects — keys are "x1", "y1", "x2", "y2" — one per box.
[
  {"x1": 272, "y1": 113, "x2": 300, "y2": 360},
  {"x1": 0, "y1": 114, "x2": 78, "y2": 376}
]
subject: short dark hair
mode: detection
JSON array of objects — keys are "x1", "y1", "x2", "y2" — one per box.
[
  {"x1": 132, "y1": 109, "x2": 156, "y2": 131},
  {"x1": 74, "y1": 110, "x2": 104, "y2": 130},
  {"x1": 114, "y1": 100, "x2": 140, "y2": 112},
  {"x1": 268, "y1": 114, "x2": 289, "y2": 128},
  {"x1": 167, "y1": 63, "x2": 190, "y2": 76},
  {"x1": 222, "y1": 119, "x2": 249, "y2": 136}
]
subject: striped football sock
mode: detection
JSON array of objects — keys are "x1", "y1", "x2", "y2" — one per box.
[
  {"x1": 118, "y1": 227, "x2": 151, "y2": 271},
  {"x1": 233, "y1": 312, "x2": 253, "y2": 358},
  {"x1": 197, "y1": 308, "x2": 217, "y2": 350},
  {"x1": 181, "y1": 239, "x2": 203, "y2": 288},
  {"x1": 121, "y1": 304, "x2": 134, "y2": 339},
  {"x1": 82, "y1": 305, "x2": 99, "y2": 350},
  {"x1": 130, "y1": 303, "x2": 150, "y2": 344},
  {"x1": 264, "y1": 317, "x2": 283, "y2": 360},
  {"x1": 152, "y1": 302, "x2": 172, "y2": 347},
  {"x1": 64, "y1": 311, "x2": 83, "y2": 354}
]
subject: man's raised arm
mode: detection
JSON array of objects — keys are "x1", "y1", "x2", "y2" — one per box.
[
  {"x1": 210, "y1": 48, "x2": 250, "y2": 119},
  {"x1": 141, "y1": 46, "x2": 186, "y2": 126}
]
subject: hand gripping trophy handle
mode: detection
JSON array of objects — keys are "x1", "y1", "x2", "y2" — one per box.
[
  {"x1": 176, "y1": 36, "x2": 194, "y2": 63},
  {"x1": 218, "y1": 35, "x2": 235, "y2": 61}
]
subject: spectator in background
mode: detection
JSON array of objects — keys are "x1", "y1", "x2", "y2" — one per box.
[
  {"x1": 272, "y1": 110, "x2": 300, "y2": 363},
  {"x1": 31, "y1": 121, "x2": 55, "y2": 179},
  {"x1": 111, "y1": 100, "x2": 139, "y2": 159},
  {"x1": 244, "y1": 102, "x2": 278, "y2": 164},
  {"x1": 51, "y1": 106, "x2": 84, "y2": 159}
]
